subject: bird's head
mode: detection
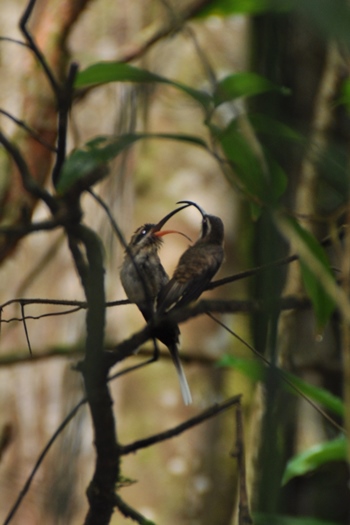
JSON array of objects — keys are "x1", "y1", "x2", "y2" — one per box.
[
  {"x1": 127, "y1": 204, "x2": 192, "y2": 254},
  {"x1": 177, "y1": 200, "x2": 224, "y2": 245}
]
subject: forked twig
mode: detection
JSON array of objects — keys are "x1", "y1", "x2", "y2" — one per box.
[{"x1": 19, "y1": 0, "x2": 59, "y2": 96}]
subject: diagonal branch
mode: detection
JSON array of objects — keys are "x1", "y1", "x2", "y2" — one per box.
[{"x1": 120, "y1": 395, "x2": 241, "y2": 455}]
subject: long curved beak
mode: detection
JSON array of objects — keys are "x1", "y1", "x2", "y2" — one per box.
[
  {"x1": 152, "y1": 203, "x2": 192, "y2": 241},
  {"x1": 176, "y1": 200, "x2": 207, "y2": 217}
]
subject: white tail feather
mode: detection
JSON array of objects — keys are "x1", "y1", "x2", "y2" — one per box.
[{"x1": 170, "y1": 345, "x2": 192, "y2": 405}]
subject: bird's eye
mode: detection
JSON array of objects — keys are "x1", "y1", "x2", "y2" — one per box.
[
  {"x1": 133, "y1": 225, "x2": 152, "y2": 245},
  {"x1": 202, "y1": 217, "x2": 210, "y2": 237}
]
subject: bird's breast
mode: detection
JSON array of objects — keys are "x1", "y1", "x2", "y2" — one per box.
[{"x1": 120, "y1": 253, "x2": 169, "y2": 305}]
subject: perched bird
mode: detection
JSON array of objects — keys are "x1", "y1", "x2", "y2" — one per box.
[
  {"x1": 157, "y1": 200, "x2": 224, "y2": 313},
  {"x1": 120, "y1": 204, "x2": 193, "y2": 405}
]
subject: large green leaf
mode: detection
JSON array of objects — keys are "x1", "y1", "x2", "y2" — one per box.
[
  {"x1": 214, "y1": 120, "x2": 267, "y2": 202},
  {"x1": 264, "y1": 152, "x2": 288, "y2": 204},
  {"x1": 57, "y1": 133, "x2": 208, "y2": 194},
  {"x1": 213, "y1": 72, "x2": 288, "y2": 106},
  {"x1": 219, "y1": 356, "x2": 344, "y2": 417},
  {"x1": 283, "y1": 435, "x2": 347, "y2": 485},
  {"x1": 75, "y1": 62, "x2": 212, "y2": 109}
]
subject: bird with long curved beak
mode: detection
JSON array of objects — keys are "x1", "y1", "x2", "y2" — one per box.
[
  {"x1": 157, "y1": 200, "x2": 224, "y2": 313},
  {"x1": 120, "y1": 204, "x2": 193, "y2": 405}
]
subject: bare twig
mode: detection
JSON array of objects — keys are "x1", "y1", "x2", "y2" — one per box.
[
  {"x1": 120, "y1": 395, "x2": 242, "y2": 455},
  {"x1": 52, "y1": 62, "x2": 79, "y2": 187},
  {"x1": 19, "y1": 0, "x2": 59, "y2": 96},
  {"x1": 209, "y1": 226, "x2": 344, "y2": 291},
  {"x1": 93, "y1": 0, "x2": 216, "y2": 66},
  {"x1": 113, "y1": 493, "x2": 154, "y2": 525},
  {"x1": 231, "y1": 405, "x2": 253, "y2": 525},
  {"x1": 0, "y1": 131, "x2": 56, "y2": 211},
  {"x1": 0, "y1": 297, "x2": 129, "y2": 311},
  {"x1": 0, "y1": 109, "x2": 57, "y2": 152},
  {"x1": 0, "y1": 37, "x2": 28, "y2": 47},
  {"x1": 20, "y1": 303, "x2": 32, "y2": 355},
  {"x1": 2, "y1": 399, "x2": 86, "y2": 525}
]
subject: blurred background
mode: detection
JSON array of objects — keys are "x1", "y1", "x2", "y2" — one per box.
[{"x1": 0, "y1": 0, "x2": 349, "y2": 524}]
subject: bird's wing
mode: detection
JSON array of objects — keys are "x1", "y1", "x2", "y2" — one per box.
[{"x1": 157, "y1": 244, "x2": 223, "y2": 312}]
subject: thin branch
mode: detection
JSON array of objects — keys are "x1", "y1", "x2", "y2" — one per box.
[
  {"x1": 105, "y1": 295, "x2": 312, "y2": 369},
  {"x1": 52, "y1": 62, "x2": 79, "y2": 187},
  {"x1": 207, "y1": 313, "x2": 345, "y2": 433},
  {"x1": 0, "y1": 37, "x2": 29, "y2": 48},
  {"x1": 114, "y1": 0, "x2": 216, "y2": 64},
  {"x1": 0, "y1": 109, "x2": 57, "y2": 152},
  {"x1": 120, "y1": 395, "x2": 241, "y2": 455},
  {"x1": 231, "y1": 405, "x2": 253, "y2": 525},
  {"x1": 0, "y1": 131, "x2": 57, "y2": 212},
  {"x1": 19, "y1": 0, "x2": 60, "y2": 97},
  {"x1": 88, "y1": 190, "x2": 128, "y2": 249},
  {"x1": 0, "y1": 220, "x2": 60, "y2": 235},
  {"x1": 2, "y1": 399, "x2": 86, "y2": 525},
  {"x1": 208, "y1": 227, "x2": 344, "y2": 291},
  {"x1": 2, "y1": 390, "x2": 239, "y2": 525},
  {"x1": 3, "y1": 307, "x2": 84, "y2": 324},
  {"x1": 0, "y1": 297, "x2": 128, "y2": 311},
  {"x1": 113, "y1": 493, "x2": 154, "y2": 525},
  {"x1": 0, "y1": 346, "x2": 84, "y2": 367},
  {"x1": 20, "y1": 303, "x2": 32, "y2": 355}
]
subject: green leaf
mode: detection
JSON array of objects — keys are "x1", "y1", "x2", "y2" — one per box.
[
  {"x1": 75, "y1": 62, "x2": 163, "y2": 86},
  {"x1": 56, "y1": 142, "x2": 111, "y2": 194},
  {"x1": 218, "y1": 355, "x2": 266, "y2": 381},
  {"x1": 219, "y1": 356, "x2": 344, "y2": 417},
  {"x1": 194, "y1": 0, "x2": 273, "y2": 17},
  {"x1": 214, "y1": 120, "x2": 267, "y2": 202},
  {"x1": 282, "y1": 370, "x2": 344, "y2": 417},
  {"x1": 213, "y1": 72, "x2": 288, "y2": 106},
  {"x1": 285, "y1": 218, "x2": 336, "y2": 329},
  {"x1": 57, "y1": 133, "x2": 208, "y2": 194},
  {"x1": 254, "y1": 512, "x2": 342, "y2": 525},
  {"x1": 264, "y1": 153, "x2": 288, "y2": 203},
  {"x1": 214, "y1": 119, "x2": 287, "y2": 206},
  {"x1": 75, "y1": 62, "x2": 212, "y2": 109},
  {"x1": 249, "y1": 114, "x2": 304, "y2": 143},
  {"x1": 283, "y1": 435, "x2": 347, "y2": 485},
  {"x1": 339, "y1": 78, "x2": 350, "y2": 110},
  {"x1": 300, "y1": 259, "x2": 333, "y2": 329}
]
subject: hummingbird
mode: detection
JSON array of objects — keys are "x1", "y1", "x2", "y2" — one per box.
[
  {"x1": 120, "y1": 204, "x2": 193, "y2": 405},
  {"x1": 157, "y1": 200, "x2": 224, "y2": 313}
]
